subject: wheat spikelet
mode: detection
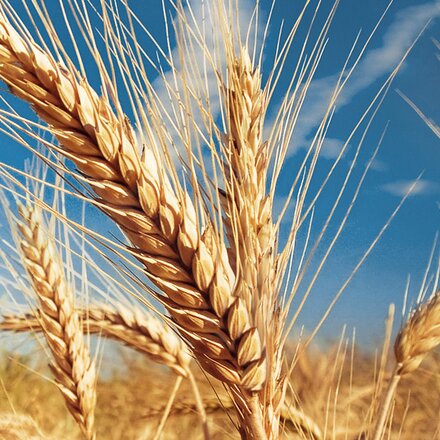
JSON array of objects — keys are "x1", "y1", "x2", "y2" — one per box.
[
  {"x1": 1, "y1": 306, "x2": 191, "y2": 377},
  {"x1": 16, "y1": 204, "x2": 96, "y2": 440},
  {"x1": 0, "y1": 11, "x2": 266, "y2": 397},
  {"x1": 394, "y1": 291, "x2": 440, "y2": 376}
]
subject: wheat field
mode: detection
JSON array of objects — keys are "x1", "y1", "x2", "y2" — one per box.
[{"x1": 0, "y1": 1, "x2": 438, "y2": 439}]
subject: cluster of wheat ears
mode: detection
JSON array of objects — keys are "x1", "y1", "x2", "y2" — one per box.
[{"x1": 0, "y1": 1, "x2": 438, "y2": 439}]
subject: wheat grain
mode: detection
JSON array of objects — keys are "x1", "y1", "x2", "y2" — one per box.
[{"x1": 16, "y1": 204, "x2": 96, "y2": 440}]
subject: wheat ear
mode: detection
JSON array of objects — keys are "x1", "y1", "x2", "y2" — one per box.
[
  {"x1": 0, "y1": 13, "x2": 266, "y2": 395},
  {"x1": 1, "y1": 305, "x2": 191, "y2": 377},
  {"x1": 224, "y1": 48, "x2": 277, "y2": 327},
  {"x1": 373, "y1": 291, "x2": 440, "y2": 440},
  {"x1": 222, "y1": 47, "x2": 283, "y2": 438},
  {"x1": 394, "y1": 291, "x2": 440, "y2": 375},
  {"x1": 222, "y1": 48, "x2": 273, "y2": 271},
  {"x1": 16, "y1": 204, "x2": 96, "y2": 440}
]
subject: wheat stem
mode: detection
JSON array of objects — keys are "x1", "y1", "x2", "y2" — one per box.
[
  {"x1": 187, "y1": 370, "x2": 210, "y2": 440},
  {"x1": 241, "y1": 395, "x2": 267, "y2": 440},
  {"x1": 372, "y1": 369, "x2": 401, "y2": 440},
  {"x1": 152, "y1": 376, "x2": 183, "y2": 440}
]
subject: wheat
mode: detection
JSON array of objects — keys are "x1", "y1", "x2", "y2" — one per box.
[
  {"x1": 222, "y1": 48, "x2": 273, "y2": 271},
  {"x1": 373, "y1": 291, "x2": 440, "y2": 440},
  {"x1": 0, "y1": 1, "x2": 435, "y2": 439},
  {"x1": 394, "y1": 291, "x2": 440, "y2": 375},
  {"x1": 224, "y1": 49, "x2": 277, "y2": 335},
  {"x1": 16, "y1": 204, "x2": 96, "y2": 440},
  {"x1": 0, "y1": 11, "x2": 270, "y2": 437},
  {"x1": 1, "y1": 305, "x2": 191, "y2": 377},
  {"x1": 222, "y1": 48, "x2": 282, "y2": 437},
  {"x1": 0, "y1": 10, "x2": 266, "y2": 391}
]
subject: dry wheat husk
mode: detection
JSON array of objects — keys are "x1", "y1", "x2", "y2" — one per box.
[
  {"x1": 0, "y1": 13, "x2": 266, "y2": 398},
  {"x1": 16, "y1": 204, "x2": 96, "y2": 440},
  {"x1": 1, "y1": 305, "x2": 191, "y2": 377}
]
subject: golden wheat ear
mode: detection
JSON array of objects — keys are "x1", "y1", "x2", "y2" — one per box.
[
  {"x1": 0, "y1": 414, "x2": 47, "y2": 440},
  {"x1": 394, "y1": 291, "x2": 440, "y2": 376},
  {"x1": 373, "y1": 290, "x2": 440, "y2": 440},
  {"x1": 16, "y1": 203, "x2": 97, "y2": 440}
]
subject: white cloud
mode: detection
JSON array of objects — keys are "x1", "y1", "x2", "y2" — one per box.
[
  {"x1": 381, "y1": 179, "x2": 439, "y2": 197},
  {"x1": 320, "y1": 137, "x2": 345, "y2": 159},
  {"x1": 370, "y1": 158, "x2": 388, "y2": 172},
  {"x1": 287, "y1": 1, "x2": 440, "y2": 156},
  {"x1": 346, "y1": 2, "x2": 440, "y2": 94}
]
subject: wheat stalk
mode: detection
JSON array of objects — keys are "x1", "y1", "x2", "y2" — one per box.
[
  {"x1": 372, "y1": 290, "x2": 440, "y2": 440},
  {"x1": 0, "y1": 305, "x2": 191, "y2": 377},
  {"x1": 0, "y1": 11, "x2": 268, "y2": 438},
  {"x1": 16, "y1": 204, "x2": 96, "y2": 440}
]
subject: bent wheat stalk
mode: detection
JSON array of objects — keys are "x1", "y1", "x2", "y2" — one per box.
[
  {"x1": 0, "y1": 305, "x2": 191, "y2": 377},
  {"x1": 16, "y1": 204, "x2": 96, "y2": 440},
  {"x1": 372, "y1": 291, "x2": 440, "y2": 440},
  {"x1": 0, "y1": 11, "x2": 266, "y2": 438}
]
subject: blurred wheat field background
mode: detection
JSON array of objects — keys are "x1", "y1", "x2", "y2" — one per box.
[{"x1": 0, "y1": 0, "x2": 438, "y2": 439}]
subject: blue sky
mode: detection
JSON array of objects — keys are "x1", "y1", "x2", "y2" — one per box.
[{"x1": 0, "y1": 0, "x2": 439, "y2": 346}]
